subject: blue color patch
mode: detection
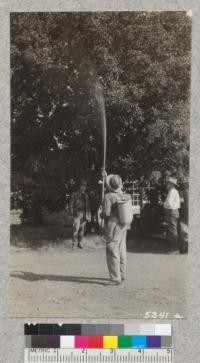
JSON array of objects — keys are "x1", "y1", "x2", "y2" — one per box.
[{"x1": 132, "y1": 336, "x2": 147, "y2": 348}]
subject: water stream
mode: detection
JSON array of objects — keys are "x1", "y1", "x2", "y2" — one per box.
[
  {"x1": 95, "y1": 82, "x2": 107, "y2": 199},
  {"x1": 95, "y1": 82, "x2": 107, "y2": 171}
]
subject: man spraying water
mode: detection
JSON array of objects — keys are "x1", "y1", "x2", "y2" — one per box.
[
  {"x1": 102, "y1": 170, "x2": 133, "y2": 286},
  {"x1": 95, "y1": 81, "x2": 133, "y2": 284}
]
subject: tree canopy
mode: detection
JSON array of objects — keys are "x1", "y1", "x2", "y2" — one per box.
[{"x1": 11, "y1": 12, "x2": 191, "y2": 219}]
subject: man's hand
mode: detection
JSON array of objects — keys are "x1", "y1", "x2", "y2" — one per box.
[{"x1": 101, "y1": 168, "x2": 107, "y2": 180}]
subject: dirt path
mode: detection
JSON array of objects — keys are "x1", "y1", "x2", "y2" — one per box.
[{"x1": 10, "y1": 235, "x2": 187, "y2": 318}]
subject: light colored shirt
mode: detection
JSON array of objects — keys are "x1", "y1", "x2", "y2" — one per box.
[{"x1": 164, "y1": 187, "x2": 180, "y2": 210}]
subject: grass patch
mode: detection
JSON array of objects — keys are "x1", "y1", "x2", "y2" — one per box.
[{"x1": 10, "y1": 225, "x2": 73, "y2": 248}]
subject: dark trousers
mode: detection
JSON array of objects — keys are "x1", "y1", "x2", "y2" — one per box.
[
  {"x1": 165, "y1": 209, "x2": 179, "y2": 250},
  {"x1": 72, "y1": 212, "x2": 86, "y2": 245}
]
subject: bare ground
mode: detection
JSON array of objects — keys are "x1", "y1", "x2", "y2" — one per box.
[{"x1": 9, "y1": 227, "x2": 187, "y2": 319}]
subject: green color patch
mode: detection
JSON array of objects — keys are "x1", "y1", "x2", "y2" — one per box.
[{"x1": 118, "y1": 336, "x2": 132, "y2": 348}]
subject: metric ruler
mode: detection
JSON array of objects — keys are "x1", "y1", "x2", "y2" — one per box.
[{"x1": 24, "y1": 348, "x2": 173, "y2": 363}]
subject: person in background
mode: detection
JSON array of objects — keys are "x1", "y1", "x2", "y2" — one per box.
[
  {"x1": 88, "y1": 190, "x2": 101, "y2": 234},
  {"x1": 164, "y1": 176, "x2": 180, "y2": 253},
  {"x1": 102, "y1": 171, "x2": 128, "y2": 286},
  {"x1": 69, "y1": 179, "x2": 91, "y2": 249},
  {"x1": 178, "y1": 179, "x2": 189, "y2": 253}
]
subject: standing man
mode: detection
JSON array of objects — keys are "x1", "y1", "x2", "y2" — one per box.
[
  {"x1": 178, "y1": 178, "x2": 189, "y2": 253},
  {"x1": 69, "y1": 179, "x2": 91, "y2": 249},
  {"x1": 164, "y1": 176, "x2": 180, "y2": 252},
  {"x1": 102, "y1": 172, "x2": 128, "y2": 286}
]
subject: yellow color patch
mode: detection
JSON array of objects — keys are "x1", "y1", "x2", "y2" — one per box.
[{"x1": 103, "y1": 336, "x2": 118, "y2": 349}]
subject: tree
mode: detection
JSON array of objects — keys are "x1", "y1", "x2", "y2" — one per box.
[{"x1": 11, "y1": 12, "x2": 191, "y2": 222}]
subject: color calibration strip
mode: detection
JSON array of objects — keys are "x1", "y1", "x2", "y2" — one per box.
[
  {"x1": 25, "y1": 325, "x2": 173, "y2": 362},
  {"x1": 25, "y1": 334, "x2": 172, "y2": 349},
  {"x1": 24, "y1": 323, "x2": 172, "y2": 336}
]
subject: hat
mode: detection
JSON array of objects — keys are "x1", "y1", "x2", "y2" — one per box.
[
  {"x1": 166, "y1": 176, "x2": 178, "y2": 186},
  {"x1": 107, "y1": 174, "x2": 123, "y2": 192}
]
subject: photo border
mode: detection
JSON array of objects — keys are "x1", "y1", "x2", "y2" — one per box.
[{"x1": 0, "y1": 1, "x2": 199, "y2": 362}]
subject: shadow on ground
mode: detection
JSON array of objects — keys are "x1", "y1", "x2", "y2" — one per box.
[{"x1": 10, "y1": 271, "x2": 109, "y2": 285}]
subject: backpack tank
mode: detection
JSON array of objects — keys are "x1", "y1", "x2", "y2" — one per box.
[{"x1": 117, "y1": 194, "x2": 133, "y2": 224}]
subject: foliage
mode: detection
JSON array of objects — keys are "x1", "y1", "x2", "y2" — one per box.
[{"x1": 11, "y1": 12, "x2": 191, "y2": 222}]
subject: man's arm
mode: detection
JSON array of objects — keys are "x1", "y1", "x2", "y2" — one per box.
[
  {"x1": 103, "y1": 194, "x2": 112, "y2": 218},
  {"x1": 164, "y1": 191, "x2": 170, "y2": 209},
  {"x1": 85, "y1": 194, "x2": 91, "y2": 221},
  {"x1": 69, "y1": 193, "x2": 75, "y2": 216}
]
